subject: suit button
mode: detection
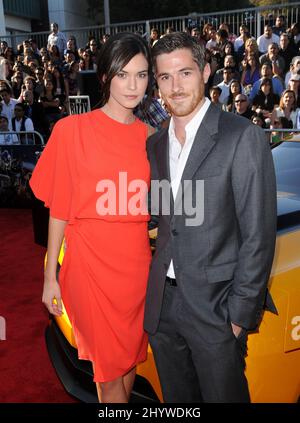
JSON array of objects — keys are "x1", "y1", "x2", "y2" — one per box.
[{"x1": 172, "y1": 229, "x2": 178, "y2": 236}]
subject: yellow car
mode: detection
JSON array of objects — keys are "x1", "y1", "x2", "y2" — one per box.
[{"x1": 44, "y1": 140, "x2": 300, "y2": 403}]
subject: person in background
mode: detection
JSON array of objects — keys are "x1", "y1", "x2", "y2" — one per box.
[
  {"x1": 10, "y1": 102, "x2": 34, "y2": 144},
  {"x1": 234, "y1": 93, "x2": 254, "y2": 120},
  {"x1": 270, "y1": 116, "x2": 293, "y2": 144},
  {"x1": 47, "y1": 22, "x2": 67, "y2": 58},
  {"x1": 209, "y1": 85, "x2": 223, "y2": 107},
  {"x1": 259, "y1": 43, "x2": 285, "y2": 79},
  {"x1": 289, "y1": 23, "x2": 300, "y2": 49},
  {"x1": 0, "y1": 114, "x2": 19, "y2": 144},
  {"x1": 0, "y1": 88, "x2": 18, "y2": 121},
  {"x1": 64, "y1": 61, "x2": 80, "y2": 107},
  {"x1": 278, "y1": 32, "x2": 298, "y2": 74},
  {"x1": 272, "y1": 15, "x2": 286, "y2": 37},
  {"x1": 242, "y1": 38, "x2": 260, "y2": 63},
  {"x1": 234, "y1": 24, "x2": 251, "y2": 54},
  {"x1": 79, "y1": 49, "x2": 94, "y2": 71},
  {"x1": 213, "y1": 54, "x2": 240, "y2": 85},
  {"x1": 287, "y1": 73, "x2": 300, "y2": 107},
  {"x1": 11, "y1": 70, "x2": 23, "y2": 99},
  {"x1": 135, "y1": 94, "x2": 169, "y2": 129},
  {"x1": 62, "y1": 50, "x2": 76, "y2": 76},
  {"x1": 270, "y1": 116, "x2": 293, "y2": 143},
  {"x1": 88, "y1": 38, "x2": 100, "y2": 69},
  {"x1": 219, "y1": 22, "x2": 237, "y2": 44},
  {"x1": 252, "y1": 78, "x2": 280, "y2": 119},
  {"x1": 223, "y1": 79, "x2": 243, "y2": 112},
  {"x1": 251, "y1": 111, "x2": 266, "y2": 128},
  {"x1": 284, "y1": 56, "x2": 300, "y2": 88},
  {"x1": 39, "y1": 79, "x2": 62, "y2": 124},
  {"x1": 34, "y1": 67, "x2": 45, "y2": 97},
  {"x1": 240, "y1": 55, "x2": 260, "y2": 94},
  {"x1": 150, "y1": 28, "x2": 160, "y2": 47},
  {"x1": 63, "y1": 37, "x2": 79, "y2": 61},
  {"x1": 249, "y1": 63, "x2": 284, "y2": 101},
  {"x1": 272, "y1": 89, "x2": 300, "y2": 128},
  {"x1": 217, "y1": 66, "x2": 235, "y2": 104},
  {"x1": 29, "y1": 39, "x2": 41, "y2": 61},
  {"x1": 22, "y1": 89, "x2": 49, "y2": 139},
  {"x1": 257, "y1": 25, "x2": 280, "y2": 55}
]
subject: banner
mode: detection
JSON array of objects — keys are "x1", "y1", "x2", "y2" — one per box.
[{"x1": 69, "y1": 95, "x2": 91, "y2": 115}]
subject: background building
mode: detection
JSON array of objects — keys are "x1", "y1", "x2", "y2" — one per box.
[{"x1": 0, "y1": 0, "x2": 100, "y2": 36}]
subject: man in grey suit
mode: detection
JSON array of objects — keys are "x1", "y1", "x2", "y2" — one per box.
[{"x1": 145, "y1": 32, "x2": 277, "y2": 403}]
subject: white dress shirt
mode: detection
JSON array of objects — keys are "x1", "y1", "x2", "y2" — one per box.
[
  {"x1": 9, "y1": 117, "x2": 34, "y2": 132},
  {"x1": 167, "y1": 97, "x2": 211, "y2": 278},
  {"x1": 1, "y1": 98, "x2": 18, "y2": 121},
  {"x1": 0, "y1": 132, "x2": 19, "y2": 144},
  {"x1": 47, "y1": 31, "x2": 67, "y2": 55},
  {"x1": 256, "y1": 33, "x2": 280, "y2": 54}
]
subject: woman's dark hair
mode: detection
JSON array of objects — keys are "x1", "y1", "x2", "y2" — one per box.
[
  {"x1": 259, "y1": 77, "x2": 274, "y2": 96},
  {"x1": 251, "y1": 111, "x2": 266, "y2": 128},
  {"x1": 227, "y1": 79, "x2": 242, "y2": 107},
  {"x1": 278, "y1": 116, "x2": 293, "y2": 129},
  {"x1": 152, "y1": 32, "x2": 206, "y2": 72},
  {"x1": 51, "y1": 66, "x2": 65, "y2": 93},
  {"x1": 96, "y1": 32, "x2": 153, "y2": 108}
]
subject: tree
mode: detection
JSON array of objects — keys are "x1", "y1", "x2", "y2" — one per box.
[{"x1": 250, "y1": 0, "x2": 286, "y2": 6}]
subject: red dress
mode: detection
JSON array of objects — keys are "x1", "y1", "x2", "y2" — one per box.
[{"x1": 30, "y1": 110, "x2": 152, "y2": 382}]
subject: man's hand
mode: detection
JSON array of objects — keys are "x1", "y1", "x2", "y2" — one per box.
[{"x1": 231, "y1": 322, "x2": 243, "y2": 338}]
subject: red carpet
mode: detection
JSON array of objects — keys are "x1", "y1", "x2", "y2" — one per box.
[{"x1": 0, "y1": 209, "x2": 77, "y2": 402}]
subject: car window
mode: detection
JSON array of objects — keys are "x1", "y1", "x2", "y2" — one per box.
[
  {"x1": 272, "y1": 142, "x2": 300, "y2": 201},
  {"x1": 272, "y1": 142, "x2": 300, "y2": 230}
]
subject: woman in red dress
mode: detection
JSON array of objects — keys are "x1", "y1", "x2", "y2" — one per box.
[{"x1": 30, "y1": 33, "x2": 154, "y2": 403}]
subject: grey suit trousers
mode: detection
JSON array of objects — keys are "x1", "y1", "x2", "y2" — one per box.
[{"x1": 149, "y1": 282, "x2": 250, "y2": 403}]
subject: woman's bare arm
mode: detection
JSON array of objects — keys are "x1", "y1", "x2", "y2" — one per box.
[{"x1": 43, "y1": 216, "x2": 67, "y2": 316}]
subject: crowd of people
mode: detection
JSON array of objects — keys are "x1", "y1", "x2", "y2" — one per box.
[
  {"x1": 0, "y1": 22, "x2": 103, "y2": 143},
  {"x1": 1, "y1": 15, "x2": 300, "y2": 144},
  {"x1": 170, "y1": 15, "x2": 300, "y2": 140}
]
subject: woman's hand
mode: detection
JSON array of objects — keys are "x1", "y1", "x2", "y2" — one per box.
[{"x1": 42, "y1": 274, "x2": 63, "y2": 316}]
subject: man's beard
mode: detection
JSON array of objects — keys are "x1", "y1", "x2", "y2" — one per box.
[{"x1": 162, "y1": 89, "x2": 203, "y2": 117}]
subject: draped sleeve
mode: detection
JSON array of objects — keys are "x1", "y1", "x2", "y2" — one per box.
[{"x1": 29, "y1": 116, "x2": 75, "y2": 221}]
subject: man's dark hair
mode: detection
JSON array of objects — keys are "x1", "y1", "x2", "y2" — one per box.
[
  {"x1": 96, "y1": 32, "x2": 153, "y2": 108},
  {"x1": 14, "y1": 103, "x2": 26, "y2": 112},
  {"x1": 152, "y1": 32, "x2": 206, "y2": 72},
  {"x1": 223, "y1": 66, "x2": 234, "y2": 73},
  {"x1": 216, "y1": 29, "x2": 228, "y2": 39},
  {"x1": 0, "y1": 88, "x2": 10, "y2": 95},
  {"x1": 260, "y1": 62, "x2": 272, "y2": 71},
  {"x1": 209, "y1": 85, "x2": 222, "y2": 95}
]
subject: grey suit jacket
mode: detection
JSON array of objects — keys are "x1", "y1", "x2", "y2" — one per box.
[{"x1": 144, "y1": 103, "x2": 277, "y2": 340}]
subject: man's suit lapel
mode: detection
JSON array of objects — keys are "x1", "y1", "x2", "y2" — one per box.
[
  {"x1": 154, "y1": 128, "x2": 170, "y2": 182},
  {"x1": 180, "y1": 103, "x2": 220, "y2": 182},
  {"x1": 174, "y1": 103, "x2": 221, "y2": 208},
  {"x1": 154, "y1": 128, "x2": 174, "y2": 214},
  {"x1": 153, "y1": 104, "x2": 222, "y2": 216}
]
